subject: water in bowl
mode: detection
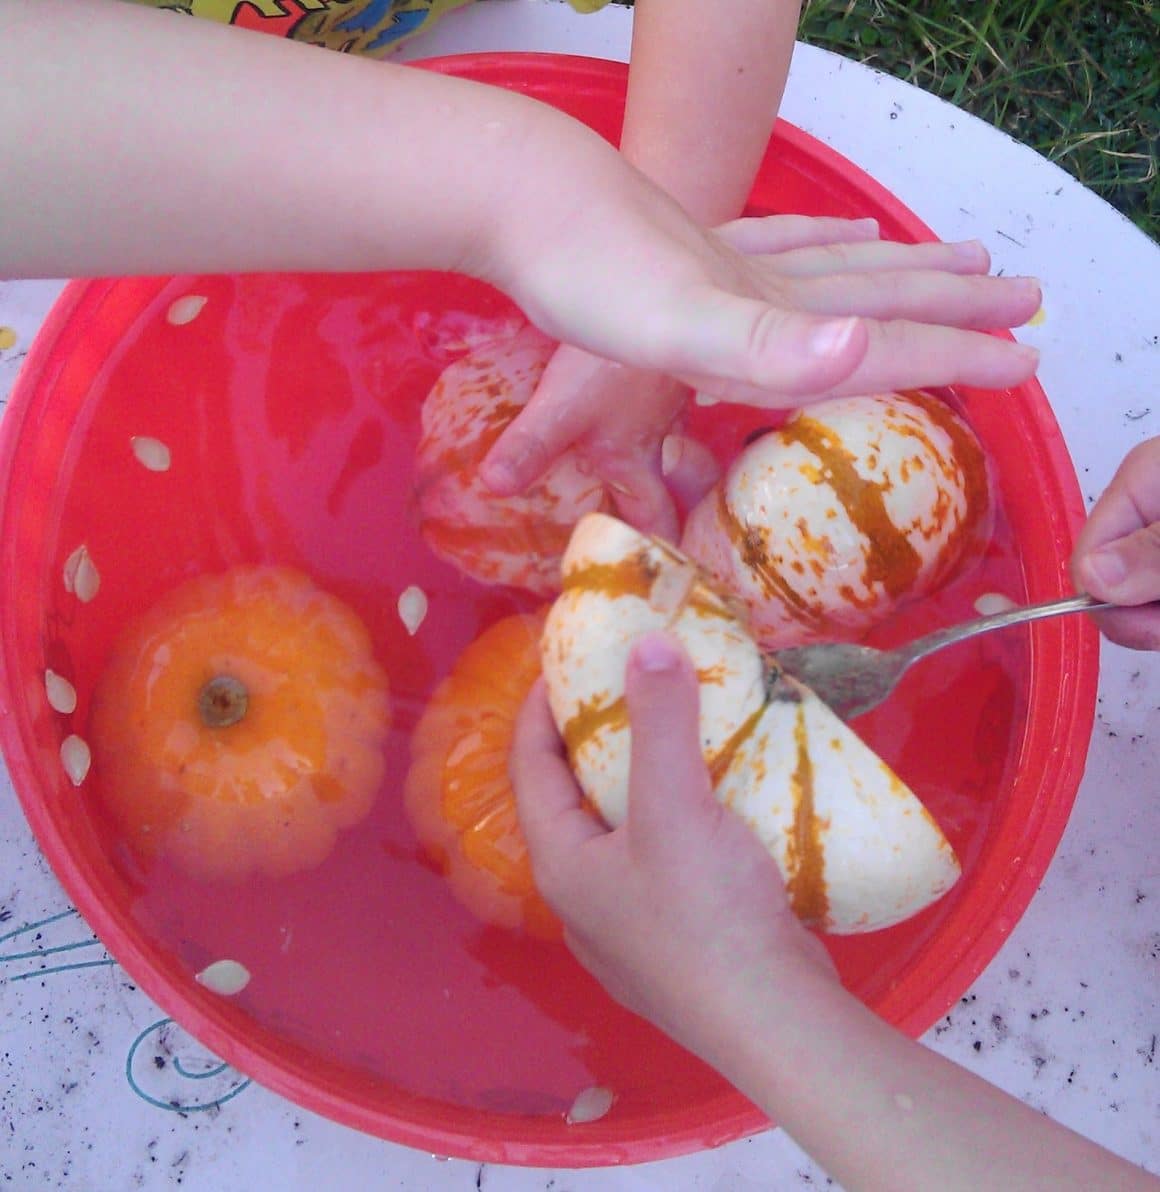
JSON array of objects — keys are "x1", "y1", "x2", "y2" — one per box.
[{"x1": 30, "y1": 270, "x2": 1028, "y2": 1136}]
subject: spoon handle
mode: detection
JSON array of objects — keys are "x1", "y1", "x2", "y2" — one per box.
[{"x1": 899, "y1": 593, "x2": 1113, "y2": 667}]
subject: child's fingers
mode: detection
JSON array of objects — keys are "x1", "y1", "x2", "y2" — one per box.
[
  {"x1": 678, "y1": 315, "x2": 1038, "y2": 405},
  {"x1": 1080, "y1": 606, "x2": 1160, "y2": 652},
  {"x1": 781, "y1": 270, "x2": 1042, "y2": 331},
  {"x1": 623, "y1": 633, "x2": 717, "y2": 850},
  {"x1": 481, "y1": 420, "x2": 559, "y2": 498},
  {"x1": 715, "y1": 214, "x2": 880, "y2": 255},
  {"x1": 1073, "y1": 522, "x2": 1160, "y2": 608},
  {"x1": 482, "y1": 349, "x2": 688, "y2": 518},
  {"x1": 1072, "y1": 440, "x2": 1160, "y2": 564},
  {"x1": 763, "y1": 238, "x2": 992, "y2": 279},
  {"x1": 1071, "y1": 440, "x2": 1160, "y2": 642},
  {"x1": 511, "y1": 679, "x2": 607, "y2": 872},
  {"x1": 830, "y1": 319, "x2": 1039, "y2": 392},
  {"x1": 1067, "y1": 442, "x2": 1160, "y2": 648},
  {"x1": 480, "y1": 346, "x2": 609, "y2": 495},
  {"x1": 660, "y1": 433, "x2": 721, "y2": 516},
  {"x1": 668, "y1": 292, "x2": 870, "y2": 395},
  {"x1": 603, "y1": 460, "x2": 681, "y2": 542}
]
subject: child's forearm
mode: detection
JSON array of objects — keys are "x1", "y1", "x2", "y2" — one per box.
[
  {"x1": 0, "y1": 0, "x2": 616, "y2": 279},
  {"x1": 620, "y1": 0, "x2": 800, "y2": 224},
  {"x1": 718, "y1": 970, "x2": 1159, "y2": 1192}
]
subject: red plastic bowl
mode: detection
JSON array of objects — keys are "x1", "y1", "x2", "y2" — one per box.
[{"x1": 0, "y1": 55, "x2": 1096, "y2": 1166}]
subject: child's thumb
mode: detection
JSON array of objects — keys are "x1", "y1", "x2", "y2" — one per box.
[
  {"x1": 1074, "y1": 523, "x2": 1160, "y2": 606},
  {"x1": 623, "y1": 633, "x2": 716, "y2": 842},
  {"x1": 677, "y1": 296, "x2": 867, "y2": 397}
]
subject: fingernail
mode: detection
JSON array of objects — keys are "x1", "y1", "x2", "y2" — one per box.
[
  {"x1": 1015, "y1": 276, "x2": 1042, "y2": 302},
  {"x1": 808, "y1": 317, "x2": 859, "y2": 359},
  {"x1": 480, "y1": 457, "x2": 519, "y2": 494},
  {"x1": 482, "y1": 436, "x2": 542, "y2": 493},
  {"x1": 952, "y1": 239, "x2": 987, "y2": 263},
  {"x1": 632, "y1": 633, "x2": 682, "y2": 673},
  {"x1": 854, "y1": 217, "x2": 880, "y2": 234},
  {"x1": 660, "y1": 434, "x2": 683, "y2": 477},
  {"x1": 1087, "y1": 547, "x2": 1127, "y2": 589}
]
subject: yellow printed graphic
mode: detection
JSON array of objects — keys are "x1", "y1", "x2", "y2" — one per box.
[{"x1": 129, "y1": 1, "x2": 611, "y2": 57}]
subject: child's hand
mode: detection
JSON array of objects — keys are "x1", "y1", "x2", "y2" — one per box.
[
  {"x1": 483, "y1": 214, "x2": 1041, "y2": 506},
  {"x1": 511, "y1": 632, "x2": 834, "y2": 1062},
  {"x1": 483, "y1": 344, "x2": 716, "y2": 539},
  {"x1": 1071, "y1": 438, "x2": 1160, "y2": 649}
]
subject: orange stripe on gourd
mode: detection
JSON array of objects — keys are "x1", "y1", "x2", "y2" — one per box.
[
  {"x1": 682, "y1": 391, "x2": 990, "y2": 649},
  {"x1": 785, "y1": 705, "x2": 829, "y2": 926}
]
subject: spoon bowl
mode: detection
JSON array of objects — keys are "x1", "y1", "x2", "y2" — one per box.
[{"x1": 775, "y1": 594, "x2": 1112, "y2": 719}]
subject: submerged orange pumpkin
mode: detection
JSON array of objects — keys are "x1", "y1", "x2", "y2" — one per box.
[
  {"x1": 404, "y1": 609, "x2": 560, "y2": 939},
  {"x1": 90, "y1": 565, "x2": 390, "y2": 882}
]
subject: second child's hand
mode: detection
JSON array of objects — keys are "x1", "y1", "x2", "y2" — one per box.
[
  {"x1": 1071, "y1": 438, "x2": 1160, "y2": 649},
  {"x1": 484, "y1": 219, "x2": 1040, "y2": 526}
]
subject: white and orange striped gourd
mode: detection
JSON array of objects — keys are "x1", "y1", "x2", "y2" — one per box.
[
  {"x1": 681, "y1": 391, "x2": 990, "y2": 649},
  {"x1": 415, "y1": 325, "x2": 611, "y2": 595},
  {"x1": 541, "y1": 513, "x2": 961, "y2": 935}
]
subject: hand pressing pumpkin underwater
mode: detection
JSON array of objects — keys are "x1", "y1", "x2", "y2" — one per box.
[
  {"x1": 535, "y1": 513, "x2": 960, "y2": 935},
  {"x1": 414, "y1": 325, "x2": 613, "y2": 596}
]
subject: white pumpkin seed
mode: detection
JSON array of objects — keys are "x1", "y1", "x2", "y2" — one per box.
[
  {"x1": 195, "y1": 959, "x2": 251, "y2": 996},
  {"x1": 131, "y1": 436, "x2": 172, "y2": 472},
  {"x1": 45, "y1": 670, "x2": 78, "y2": 715},
  {"x1": 566, "y1": 1085, "x2": 615, "y2": 1125},
  {"x1": 60, "y1": 735, "x2": 91, "y2": 785},
  {"x1": 166, "y1": 295, "x2": 208, "y2": 326},
  {"x1": 973, "y1": 592, "x2": 1018, "y2": 617},
  {"x1": 63, "y1": 545, "x2": 100, "y2": 603},
  {"x1": 397, "y1": 585, "x2": 428, "y2": 636}
]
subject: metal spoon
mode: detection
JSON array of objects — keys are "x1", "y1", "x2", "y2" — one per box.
[{"x1": 773, "y1": 593, "x2": 1113, "y2": 720}]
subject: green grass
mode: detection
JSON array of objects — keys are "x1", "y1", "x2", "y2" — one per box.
[{"x1": 797, "y1": 0, "x2": 1159, "y2": 240}]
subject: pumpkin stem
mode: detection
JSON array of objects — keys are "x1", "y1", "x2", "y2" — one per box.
[{"x1": 198, "y1": 675, "x2": 248, "y2": 728}]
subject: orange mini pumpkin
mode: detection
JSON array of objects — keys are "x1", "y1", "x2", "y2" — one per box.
[
  {"x1": 404, "y1": 609, "x2": 560, "y2": 940},
  {"x1": 90, "y1": 565, "x2": 390, "y2": 882}
]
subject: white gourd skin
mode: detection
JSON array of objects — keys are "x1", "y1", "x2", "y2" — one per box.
[
  {"x1": 542, "y1": 514, "x2": 767, "y2": 827},
  {"x1": 415, "y1": 325, "x2": 610, "y2": 595},
  {"x1": 541, "y1": 512, "x2": 962, "y2": 935},
  {"x1": 680, "y1": 391, "x2": 990, "y2": 649},
  {"x1": 713, "y1": 674, "x2": 961, "y2": 933}
]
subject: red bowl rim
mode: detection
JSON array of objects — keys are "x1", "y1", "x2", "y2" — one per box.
[{"x1": 0, "y1": 52, "x2": 1098, "y2": 1167}]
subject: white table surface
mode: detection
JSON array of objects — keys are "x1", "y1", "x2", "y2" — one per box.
[{"x1": 1, "y1": 2, "x2": 1157, "y2": 1188}]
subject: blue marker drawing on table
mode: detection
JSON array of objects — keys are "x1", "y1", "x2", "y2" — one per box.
[
  {"x1": 126, "y1": 1018, "x2": 253, "y2": 1112},
  {"x1": 0, "y1": 907, "x2": 116, "y2": 980},
  {"x1": 3, "y1": 904, "x2": 253, "y2": 1112}
]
